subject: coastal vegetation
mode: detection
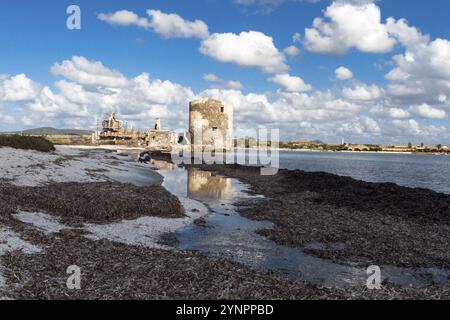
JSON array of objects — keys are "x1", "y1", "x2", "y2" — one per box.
[
  {"x1": 0, "y1": 134, "x2": 55, "y2": 152},
  {"x1": 279, "y1": 141, "x2": 351, "y2": 152}
]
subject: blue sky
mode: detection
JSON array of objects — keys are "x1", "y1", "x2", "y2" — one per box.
[{"x1": 1, "y1": 0, "x2": 450, "y2": 144}]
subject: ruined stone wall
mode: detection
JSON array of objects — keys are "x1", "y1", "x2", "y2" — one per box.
[
  {"x1": 189, "y1": 99, "x2": 233, "y2": 151},
  {"x1": 146, "y1": 130, "x2": 177, "y2": 152}
]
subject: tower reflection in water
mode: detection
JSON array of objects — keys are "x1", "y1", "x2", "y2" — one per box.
[
  {"x1": 150, "y1": 159, "x2": 176, "y2": 171},
  {"x1": 187, "y1": 167, "x2": 232, "y2": 203},
  {"x1": 149, "y1": 159, "x2": 233, "y2": 202}
]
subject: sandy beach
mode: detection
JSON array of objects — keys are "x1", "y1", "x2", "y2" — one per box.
[{"x1": 0, "y1": 146, "x2": 448, "y2": 300}]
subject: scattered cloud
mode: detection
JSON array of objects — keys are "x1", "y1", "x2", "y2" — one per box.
[
  {"x1": 370, "y1": 105, "x2": 411, "y2": 119},
  {"x1": 200, "y1": 31, "x2": 288, "y2": 74},
  {"x1": 269, "y1": 74, "x2": 312, "y2": 92},
  {"x1": 292, "y1": 32, "x2": 302, "y2": 43},
  {"x1": 335, "y1": 66, "x2": 353, "y2": 80},
  {"x1": 385, "y1": 36, "x2": 450, "y2": 106},
  {"x1": 342, "y1": 84, "x2": 381, "y2": 101},
  {"x1": 4, "y1": 1, "x2": 450, "y2": 143},
  {"x1": 0, "y1": 74, "x2": 41, "y2": 102},
  {"x1": 51, "y1": 56, "x2": 130, "y2": 88},
  {"x1": 303, "y1": 2, "x2": 396, "y2": 54},
  {"x1": 410, "y1": 104, "x2": 446, "y2": 120},
  {"x1": 98, "y1": 9, "x2": 209, "y2": 39},
  {"x1": 203, "y1": 73, "x2": 244, "y2": 90},
  {"x1": 283, "y1": 45, "x2": 301, "y2": 57},
  {"x1": 392, "y1": 119, "x2": 421, "y2": 135},
  {"x1": 1, "y1": 54, "x2": 449, "y2": 142},
  {"x1": 98, "y1": 10, "x2": 151, "y2": 29},
  {"x1": 338, "y1": 116, "x2": 381, "y2": 136},
  {"x1": 146, "y1": 10, "x2": 209, "y2": 39}
]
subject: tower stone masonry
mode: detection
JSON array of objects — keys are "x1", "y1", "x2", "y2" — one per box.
[{"x1": 189, "y1": 99, "x2": 234, "y2": 152}]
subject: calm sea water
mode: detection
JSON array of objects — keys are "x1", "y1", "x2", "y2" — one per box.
[{"x1": 276, "y1": 151, "x2": 450, "y2": 194}]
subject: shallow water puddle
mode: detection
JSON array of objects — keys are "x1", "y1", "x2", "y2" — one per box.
[{"x1": 155, "y1": 164, "x2": 449, "y2": 289}]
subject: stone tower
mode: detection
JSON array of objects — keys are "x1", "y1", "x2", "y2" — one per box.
[
  {"x1": 155, "y1": 118, "x2": 161, "y2": 131},
  {"x1": 189, "y1": 99, "x2": 233, "y2": 152}
]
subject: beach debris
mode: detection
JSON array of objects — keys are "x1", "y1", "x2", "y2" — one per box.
[{"x1": 194, "y1": 217, "x2": 207, "y2": 227}]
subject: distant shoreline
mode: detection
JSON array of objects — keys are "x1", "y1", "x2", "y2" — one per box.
[
  {"x1": 67, "y1": 145, "x2": 447, "y2": 156},
  {"x1": 239, "y1": 147, "x2": 449, "y2": 156}
]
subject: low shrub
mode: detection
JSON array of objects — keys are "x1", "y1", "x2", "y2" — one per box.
[{"x1": 0, "y1": 134, "x2": 55, "y2": 152}]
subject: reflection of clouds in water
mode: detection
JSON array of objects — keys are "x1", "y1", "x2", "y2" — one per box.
[{"x1": 159, "y1": 168, "x2": 189, "y2": 197}]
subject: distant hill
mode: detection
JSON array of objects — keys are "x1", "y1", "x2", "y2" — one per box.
[{"x1": 6, "y1": 127, "x2": 94, "y2": 136}]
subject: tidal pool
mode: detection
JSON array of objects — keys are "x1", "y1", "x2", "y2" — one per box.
[{"x1": 152, "y1": 162, "x2": 449, "y2": 289}]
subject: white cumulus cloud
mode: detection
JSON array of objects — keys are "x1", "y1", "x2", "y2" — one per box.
[
  {"x1": 2, "y1": 55, "x2": 450, "y2": 143},
  {"x1": 335, "y1": 67, "x2": 353, "y2": 80},
  {"x1": 146, "y1": 10, "x2": 209, "y2": 39},
  {"x1": 410, "y1": 104, "x2": 446, "y2": 120},
  {"x1": 98, "y1": 10, "x2": 151, "y2": 28},
  {"x1": 0, "y1": 74, "x2": 41, "y2": 102},
  {"x1": 342, "y1": 84, "x2": 381, "y2": 101},
  {"x1": 98, "y1": 9, "x2": 209, "y2": 39},
  {"x1": 269, "y1": 74, "x2": 312, "y2": 92},
  {"x1": 303, "y1": 2, "x2": 396, "y2": 54},
  {"x1": 200, "y1": 31, "x2": 288, "y2": 74},
  {"x1": 51, "y1": 56, "x2": 130, "y2": 88},
  {"x1": 283, "y1": 45, "x2": 301, "y2": 57}
]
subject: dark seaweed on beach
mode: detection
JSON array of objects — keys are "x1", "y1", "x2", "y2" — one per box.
[
  {"x1": 3, "y1": 229, "x2": 448, "y2": 300},
  {"x1": 0, "y1": 182, "x2": 184, "y2": 225}
]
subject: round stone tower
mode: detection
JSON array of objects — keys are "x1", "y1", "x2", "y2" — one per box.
[{"x1": 189, "y1": 99, "x2": 234, "y2": 152}]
